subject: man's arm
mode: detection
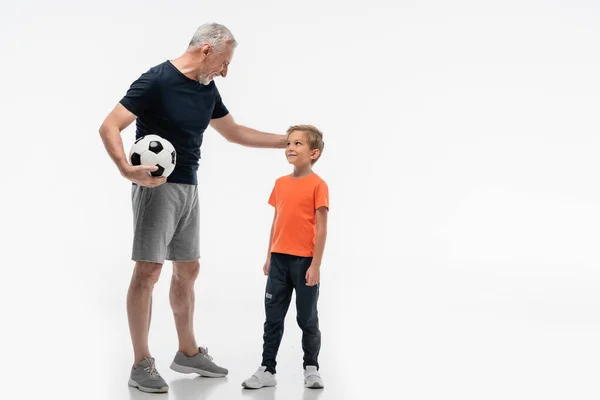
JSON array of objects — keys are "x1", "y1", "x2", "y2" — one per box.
[
  {"x1": 98, "y1": 103, "x2": 166, "y2": 187},
  {"x1": 210, "y1": 114, "x2": 287, "y2": 148},
  {"x1": 306, "y1": 207, "x2": 328, "y2": 286}
]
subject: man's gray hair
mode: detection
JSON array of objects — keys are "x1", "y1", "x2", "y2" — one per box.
[{"x1": 189, "y1": 22, "x2": 237, "y2": 51}]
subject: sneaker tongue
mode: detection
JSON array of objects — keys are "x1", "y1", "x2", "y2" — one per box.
[
  {"x1": 197, "y1": 346, "x2": 214, "y2": 362},
  {"x1": 139, "y1": 357, "x2": 153, "y2": 367}
]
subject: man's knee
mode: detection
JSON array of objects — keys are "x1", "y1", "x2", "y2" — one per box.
[
  {"x1": 133, "y1": 261, "x2": 163, "y2": 286},
  {"x1": 172, "y1": 259, "x2": 200, "y2": 282}
]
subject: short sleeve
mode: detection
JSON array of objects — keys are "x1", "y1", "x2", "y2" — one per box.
[
  {"x1": 268, "y1": 183, "x2": 277, "y2": 207},
  {"x1": 314, "y1": 180, "x2": 329, "y2": 210},
  {"x1": 211, "y1": 85, "x2": 229, "y2": 119},
  {"x1": 119, "y1": 70, "x2": 158, "y2": 116}
]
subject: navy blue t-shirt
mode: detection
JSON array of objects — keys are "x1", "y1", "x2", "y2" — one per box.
[{"x1": 120, "y1": 60, "x2": 229, "y2": 185}]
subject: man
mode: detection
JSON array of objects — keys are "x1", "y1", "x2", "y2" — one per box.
[{"x1": 98, "y1": 22, "x2": 286, "y2": 393}]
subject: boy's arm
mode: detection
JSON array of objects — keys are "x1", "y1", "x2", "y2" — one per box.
[
  {"x1": 306, "y1": 206, "x2": 328, "y2": 286},
  {"x1": 263, "y1": 209, "x2": 277, "y2": 275}
]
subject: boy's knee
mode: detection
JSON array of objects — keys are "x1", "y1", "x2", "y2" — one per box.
[{"x1": 297, "y1": 315, "x2": 319, "y2": 330}]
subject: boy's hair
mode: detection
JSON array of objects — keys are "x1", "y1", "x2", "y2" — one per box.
[{"x1": 286, "y1": 125, "x2": 325, "y2": 165}]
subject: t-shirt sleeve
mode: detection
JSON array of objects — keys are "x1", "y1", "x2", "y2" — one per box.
[
  {"x1": 211, "y1": 85, "x2": 229, "y2": 119},
  {"x1": 268, "y1": 183, "x2": 277, "y2": 207},
  {"x1": 119, "y1": 70, "x2": 158, "y2": 116},
  {"x1": 315, "y1": 181, "x2": 329, "y2": 210}
]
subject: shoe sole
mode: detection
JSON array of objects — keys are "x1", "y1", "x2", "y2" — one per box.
[
  {"x1": 170, "y1": 361, "x2": 227, "y2": 377},
  {"x1": 305, "y1": 381, "x2": 324, "y2": 389},
  {"x1": 242, "y1": 381, "x2": 277, "y2": 389},
  {"x1": 128, "y1": 379, "x2": 169, "y2": 393}
]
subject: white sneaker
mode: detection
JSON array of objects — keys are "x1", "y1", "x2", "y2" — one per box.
[
  {"x1": 242, "y1": 366, "x2": 277, "y2": 389},
  {"x1": 304, "y1": 365, "x2": 324, "y2": 389}
]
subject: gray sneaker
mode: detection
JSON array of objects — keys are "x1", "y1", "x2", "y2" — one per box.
[
  {"x1": 170, "y1": 346, "x2": 228, "y2": 377},
  {"x1": 128, "y1": 357, "x2": 169, "y2": 393}
]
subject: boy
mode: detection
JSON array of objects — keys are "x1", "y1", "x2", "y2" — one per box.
[{"x1": 242, "y1": 125, "x2": 329, "y2": 390}]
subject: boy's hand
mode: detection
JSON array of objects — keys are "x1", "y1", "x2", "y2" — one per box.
[
  {"x1": 305, "y1": 265, "x2": 320, "y2": 286},
  {"x1": 263, "y1": 259, "x2": 270, "y2": 275}
]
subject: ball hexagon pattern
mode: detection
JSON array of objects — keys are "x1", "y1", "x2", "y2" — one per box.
[{"x1": 129, "y1": 135, "x2": 177, "y2": 178}]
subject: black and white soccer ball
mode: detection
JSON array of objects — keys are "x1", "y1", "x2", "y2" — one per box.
[{"x1": 129, "y1": 135, "x2": 177, "y2": 177}]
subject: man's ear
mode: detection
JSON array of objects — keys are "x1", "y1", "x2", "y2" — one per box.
[{"x1": 201, "y1": 43, "x2": 211, "y2": 57}]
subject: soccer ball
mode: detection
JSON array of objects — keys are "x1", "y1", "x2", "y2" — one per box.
[{"x1": 129, "y1": 135, "x2": 177, "y2": 177}]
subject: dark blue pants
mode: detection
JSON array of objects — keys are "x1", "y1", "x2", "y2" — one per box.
[{"x1": 261, "y1": 252, "x2": 321, "y2": 374}]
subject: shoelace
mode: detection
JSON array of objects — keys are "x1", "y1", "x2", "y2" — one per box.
[
  {"x1": 143, "y1": 358, "x2": 159, "y2": 378},
  {"x1": 199, "y1": 346, "x2": 213, "y2": 362}
]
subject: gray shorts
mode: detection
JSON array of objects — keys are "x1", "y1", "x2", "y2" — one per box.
[{"x1": 131, "y1": 182, "x2": 199, "y2": 264}]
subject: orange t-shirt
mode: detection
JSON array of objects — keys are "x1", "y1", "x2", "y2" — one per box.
[{"x1": 268, "y1": 173, "x2": 329, "y2": 257}]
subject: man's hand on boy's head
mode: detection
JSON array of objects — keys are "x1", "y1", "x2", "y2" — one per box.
[{"x1": 305, "y1": 265, "x2": 321, "y2": 286}]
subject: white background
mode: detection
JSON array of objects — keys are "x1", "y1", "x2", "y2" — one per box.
[{"x1": 1, "y1": 0, "x2": 600, "y2": 399}]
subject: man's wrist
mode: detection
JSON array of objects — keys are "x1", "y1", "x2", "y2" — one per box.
[
  {"x1": 118, "y1": 162, "x2": 132, "y2": 176},
  {"x1": 278, "y1": 134, "x2": 287, "y2": 148}
]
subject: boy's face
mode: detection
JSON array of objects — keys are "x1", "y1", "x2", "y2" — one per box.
[{"x1": 286, "y1": 130, "x2": 319, "y2": 166}]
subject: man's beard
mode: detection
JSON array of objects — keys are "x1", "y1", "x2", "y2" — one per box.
[{"x1": 197, "y1": 72, "x2": 212, "y2": 85}]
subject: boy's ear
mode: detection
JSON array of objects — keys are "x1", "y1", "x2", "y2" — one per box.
[{"x1": 310, "y1": 149, "x2": 320, "y2": 160}]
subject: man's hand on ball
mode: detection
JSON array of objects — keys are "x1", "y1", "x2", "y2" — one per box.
[{"x1": 122, "y1": 165, "x2": 167, "y2": 187}]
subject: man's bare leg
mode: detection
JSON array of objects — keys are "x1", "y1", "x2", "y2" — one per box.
[
  {"x1": 170, "y1": 260, "x2": 200, "y2": 356},
  {"x1": 127, "y1": 261, "x2": 163, "y2": 365}
]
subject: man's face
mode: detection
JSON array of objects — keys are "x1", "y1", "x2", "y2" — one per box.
[{"x1": 198, "y1": 42, "x2": 234, "y2": 85}]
